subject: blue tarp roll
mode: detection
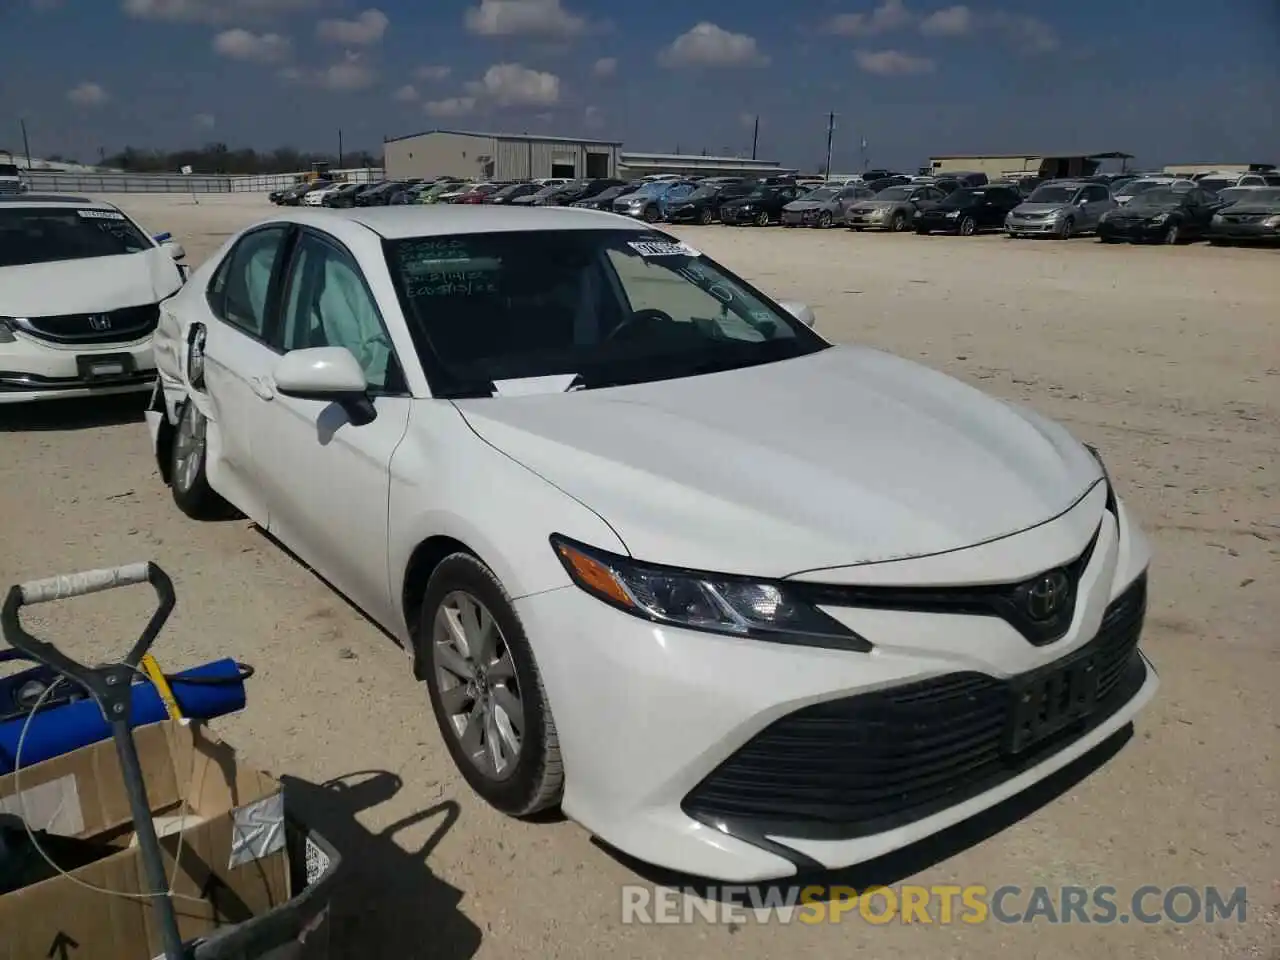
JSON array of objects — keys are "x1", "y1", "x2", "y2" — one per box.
[{"x1": 0, "y1": 658, "x2": 246, "y2": 774}]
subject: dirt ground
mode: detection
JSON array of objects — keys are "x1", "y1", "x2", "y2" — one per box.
[{"x1": 1, "y1": 194, "x2": 1275, "y2": 959}]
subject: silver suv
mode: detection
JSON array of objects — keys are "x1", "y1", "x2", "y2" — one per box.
[{"x1": 1006, "y1": 180, "x2": 1115, "y2": 239}]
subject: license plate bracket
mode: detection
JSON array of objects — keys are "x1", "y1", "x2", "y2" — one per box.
[
  {"x1": 1004, "y1": 649, "x2": 1101, "y2": 755},
  {"x1": 77, "y1": 353, "x2": 135, "y2": 381}
]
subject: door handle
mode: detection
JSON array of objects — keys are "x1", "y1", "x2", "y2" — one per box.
[{"x1": 249, "y1": 376, "x2": 275, "y2": 401}]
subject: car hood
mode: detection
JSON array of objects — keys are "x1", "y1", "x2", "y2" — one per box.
[
  {"x1": 0, "y1": 248, "x2": 183, "y2": 317},
  {"x1": 1220, "y1": 202, "x2": 1280, "y2": 215},
  {"x1": 784, "y1": 200, "x2": 825, "y2": 211},
  {"x1": 453, "y1": 346, "x2": 1101, "y2": 577},
  {"x1": 1013, "y1": 202, "x2": 1070, "y2": 215}
]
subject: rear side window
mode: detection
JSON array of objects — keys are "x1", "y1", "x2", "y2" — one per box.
[{"x1": 207, "y1": 226, "x2": 291, "y2": 338}]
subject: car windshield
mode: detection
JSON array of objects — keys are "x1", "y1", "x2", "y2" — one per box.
[
  {"x1": 532, "y1": 185, "x2": 565, "y2": 198},
  {"x1": 1223, "y1": 187, "x2": 1280, "y2": 204},
  {"x1": 1117, "y1": 180, "x2": 1164, "y2": 197},
  {"x1": 593, "y1": 186, "x2": 627, "y2": 200},
  {"x1": 1127, "y1": 189, "x2": 1183, "y2": 208},
  {"x1": 874, "y1": 186, "x2": 912, "y2": 201},
  {"x1": 1196, "y1": 178, "x2": 1235, "y2": 194},
  {"x1": 1027, "y1": 185, "x2": 1078, "y2": 204},
  {"x1": 0, "y1": 164, "x2": 19, "y2": 177},
  {"x1": 744, "y1": 188, "x2": 777, "y2": 200},
  {"x1": 687, "y1": 185, "x2": 722, "y2": 200},
  {"x1": 383, "y1": 229, "x2": 827, "y2": 397},
  {"x1": 0, "y1": 206, "x2": 153, "y2": 267},
  {"x1": 940, "y1": 188, "x2": 985, "y2": 207},
  {"x1": 804, "y1": 188, "x2": 838, "y2": 201}
]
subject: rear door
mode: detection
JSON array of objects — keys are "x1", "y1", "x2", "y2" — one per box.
[{"x1": 197, "y1": 223, "x2": 296, "y2": 524}]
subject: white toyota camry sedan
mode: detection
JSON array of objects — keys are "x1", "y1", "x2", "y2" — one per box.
[
  {"x1": 0, "y1": 194, "x2": 187, "y2": 403},
  {"x1": 146, "y1": 205, "x2": 1157, "y2": 882}
]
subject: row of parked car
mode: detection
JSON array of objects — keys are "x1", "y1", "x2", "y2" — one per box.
[{"x1": 270, "y1": 167, "x2": 1280, "y2": 246}]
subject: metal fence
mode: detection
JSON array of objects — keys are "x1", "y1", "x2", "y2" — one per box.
[{"x1": 23, "y1": 166, "x2": 384, "y2": 195}]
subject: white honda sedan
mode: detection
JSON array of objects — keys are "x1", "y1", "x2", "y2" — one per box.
[
  {"x1": 146, "y1": 205, "x2": 1157, "y2": 882},
  {"x1": 0, "y1": 195, "x2": 187, "y2": 403}
]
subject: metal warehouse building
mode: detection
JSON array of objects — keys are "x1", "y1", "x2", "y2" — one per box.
[
  {"x1": 617, "y1": 152, "x2": 795, "y2": 179},
  {"x1": 383, "y1": 129, "x2": 621, "y2": 182},
  {"x1": 929, "y1": 151, "x2": 1133, "y2": 179}
]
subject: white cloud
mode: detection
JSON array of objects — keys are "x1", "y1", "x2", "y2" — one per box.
[
  {"x1": 193, "y1": 112, "x2": 217, "y2": 128},
  {"x1": 989, "y1": 12, "x2": 1058, "y2": 53},
  {"x1": 66, "y1": 82, "x2": 109, "y2": 107},
  {"x1": 465, "y1": 62, "x2": 560, "y2": 107},
  {"x1": 825, "y1": 0, "x2": 913, "y2": 36},
  {"x1": 464, "y1": 0, "x2": 587, "y2": 39},
  {"x1": 212, "y1": 28, "x2": 291, "y2": 62},
  {"x1": 659, "y1": 23, "x2": 769, "y2": 68},
  {"x1": 393, "y1": 84, "x2": 419, "y2": 102},
  {"x1": 424, "y1": 96, "x2": 476, "y2": 118},
  {"x1": 592, "y1": 56, "x2": 617, "y2": 77},
  {"x1": 854, "y1": 48, "x2": 936, "y2": 75},
  {"x1": 316, "y1": 9, "x2": 388, "y2": 45},
  {"x1": 292, "y1": 52, "x2": 378, "y2": 90},
  {"x1": 584, "y1": 105, "x2": 603, "y2": 127},
  {"x1": 919, "y1": 4, "x2": 972, "y2": 36},
  {"x1": 122, "y1": 0, "x2": 319, "y2": 24},
  {"x1": 413, "y1": 64, "x2": 452, "y2": 81}
]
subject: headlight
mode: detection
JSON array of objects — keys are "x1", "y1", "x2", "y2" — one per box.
[
  {"x1": 0, "y1": 317, "x2": 20, "y2": 343},
  {"x1": 551, "y1": 535, "x2": 871, "y2": 650},
  {"x1": 945, "y1": 210, "x2": 960, "y2": 218},
  {"x1": 1211, "y1": 213, "x2": 1224, "y2": 223},
  {"x1": 1264, "y1": 215, "x2": 1280, "y2": 228},
  {"x1": 1151, "y1": 212, "x2": 1171, "y2": 224}
]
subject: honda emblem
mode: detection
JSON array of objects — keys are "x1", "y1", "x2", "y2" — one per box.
[{"x1": 88, "y1": 314, "x2": 112, "y2": 331}]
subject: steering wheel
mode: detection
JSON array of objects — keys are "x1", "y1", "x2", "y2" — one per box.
[{"x1": 605, "y1": 308, "x2": 675, "y2": 343}]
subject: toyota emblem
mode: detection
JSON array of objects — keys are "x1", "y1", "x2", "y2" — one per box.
[{"x1": 1025, "y1": 570, "x2": 1071, "y2": 621}]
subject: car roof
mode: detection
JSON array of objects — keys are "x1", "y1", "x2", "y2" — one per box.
[
  {"x1": 263, "y1": 205, "x2": 656, "y2": 240},
  {"x1": 0, "y1": 194, "x2": 115, "y2": 208}
]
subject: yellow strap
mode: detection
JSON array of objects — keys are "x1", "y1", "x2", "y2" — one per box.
[{"x1": 140, "y1": 653, "x2": 184, "y2": 720}]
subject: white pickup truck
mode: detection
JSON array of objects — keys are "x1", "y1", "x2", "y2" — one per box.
[{"x1": 0, "y1": 161, "x2": 25, "y2": 196}]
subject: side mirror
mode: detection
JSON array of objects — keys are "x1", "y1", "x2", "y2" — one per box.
[
  {"x1": 273, "y1": 347, "x2": 376, "y2": 425},
  {"x1": 167, "y1": 242, "x2": 186, "y2": 262},
  {"x1": 778, "y1": 300, "x2": 817, "y2": 328}
]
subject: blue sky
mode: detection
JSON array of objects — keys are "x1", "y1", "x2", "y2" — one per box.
[{"x1": 3, "y1": 0, "x2": 1278, "y2": 171}]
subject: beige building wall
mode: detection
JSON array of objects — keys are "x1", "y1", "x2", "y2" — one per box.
[
  {"x1": 384, "y1": 133, "x2": 496, "y2": 180},
  {"x1": 931, "y1": 156, "x2": 1043, "y2": 177},
  {"x1": 1162, "y1": 163, "x2": 1260, "y2": 177}
]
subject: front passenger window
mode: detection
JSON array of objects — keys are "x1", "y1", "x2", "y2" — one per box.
[{"x1": 277, "y1": 234, "x2": 400, "y2": 392}]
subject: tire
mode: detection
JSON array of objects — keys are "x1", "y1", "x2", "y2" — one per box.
[
  {"x1": 169, "y1": 400, "x2": 229, "y2": 520},
  {"x1": 698, "y1": 207, "x2": 713, "y2": 225},
  {"x1": 418, "y1": 553, "x2": 563, "y2": 817},
  {"x1": 817, "y1": 211, "x2": 833, "y2": 228},
  {"x1": 754, "y1": 210, "x2": 770, "y2": 227},
  {"x1": 958, "y1": 216, "x2": 977, "y2": 236},
  {"x1": 1056, "y1": 216, "x2": 1075, "y2": 239},
  {"x1": 890, "y1": 211, "x2": 907, "y2": 232},
  {"x1": 1163, "y1": 223, "x2": 1180, "y2": 245},
  {"x1": 641, "y1": 205, "x2": 659, "y2": 223}
]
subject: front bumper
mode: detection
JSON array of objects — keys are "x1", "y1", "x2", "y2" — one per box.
[
  {"x1": 516, "y1": 497, "x2": 1156, "y2": 881},
  {"x1": 1007, "y1": 215, "x2": 1064, "y2": 235},
  {"x1": 1097, "y1": 219, "x2": 1169, "y2": 242},
  {"x1": 1208, "y1": 220, "x2": 1280, "y2": 241},
  {"x1": 0, "y1": 331, "x2": 156, "y2": 404},
  {"x1": 915, "y1": 215, "x2": 962, "y2": 233}
]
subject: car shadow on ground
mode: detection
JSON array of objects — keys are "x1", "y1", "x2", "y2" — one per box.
[
  {"x1": 280, "y1": 769, "x2": 483, "y2": 959},
  {"x1": 0, "y1": 393, "x2": 147, "y2": 432},
  {"x1": 594, "y1": 725, "x2": 1134, "y2": 902}
]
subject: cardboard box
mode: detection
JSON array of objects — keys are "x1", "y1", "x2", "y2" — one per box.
[{"x1": 0, "y1": 720, "x2": 291, "y2": 959}]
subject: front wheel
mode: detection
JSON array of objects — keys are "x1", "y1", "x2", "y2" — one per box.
[
  {"x1": 958, "y1": 216, "x2": 978, "y2": 236},
  {"x1": 170, "y1": 400, "x2": 229, "y2": 520},
  {"x1": 754, "y1": 210, "x2": 770, "y2": 227},
  {"x1": 698, "y1": 207, "x2": 713, "y2": 225},
  {"x1": 419, "y1": 553, "x2": 563, "y2": 817},
  {"x1": 1163, "y1": 223, "x2": 1180, "y2": 244},
  {"x1": 817, "y1": 211, "x2": 833, "y2": 228},
  {"x1": 1056, "y1": 216, "x2": 1075, "y2": 239},
  {"x1": 642, "y1": 205, "x2": 659, "y2": 223},
  {"x1": 890, "y1": 211, "x2": 908, "y2": 232}
]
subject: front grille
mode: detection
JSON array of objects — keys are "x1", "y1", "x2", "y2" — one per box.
[
  {"x1": 1224, "y1": 214, "x2": 1266, "y2": 223},
  {"x1": 19, "y1": 303, "x2": 160, "y2": 345},
  {"x1": 682, "y1": 574, "x2": 1147, "y2": 841},
  {"x1": 0, "y1": 182, "x2": 23, "y2": 195}
]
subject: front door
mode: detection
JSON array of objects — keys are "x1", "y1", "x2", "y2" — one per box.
[{"x1": 248, "y1": 228, "x2": 412, "y2": 625}]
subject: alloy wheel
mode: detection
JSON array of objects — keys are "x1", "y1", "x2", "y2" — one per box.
[
  {"x1": 173, "y1": 403, "x2": 206, "y2": 494},
  {"x1": 433, "y1": 590, "x2": 523, "y2": 781},
  {"x1": 959, "y1": 216, "x2": 977, "y2": 236},
  {"x1": 817, "y1": 211, "x2": 833, "y2": 228},
  {"x1": 1164, "y1": 224, "x2": 1180, "y2": 245}
]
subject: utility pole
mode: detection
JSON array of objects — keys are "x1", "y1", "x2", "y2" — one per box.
[
  {"x1": 824, "y1": 111, "x2": 835, "y2": 178},
  {"x1": 861, "y1": 137, "x2": 868, "y2": 172},
  {"x1": 19, "y1": 119, "x2": 32, "y2": 169},
  {"x1": 751, "y1": 115, "x2": 759, "y2": 161},
  {"x1": 337, "y1": 129, "x2": 343, "y2": 168}
]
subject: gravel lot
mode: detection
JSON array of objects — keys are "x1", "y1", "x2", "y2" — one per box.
[{"x1": 1, "y1": 194, "x2": 1275, "y2": 959}]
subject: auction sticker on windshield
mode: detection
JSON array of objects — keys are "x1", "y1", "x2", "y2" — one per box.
[
  {"x1": 76, "y1": 209, "x2": 126, "y2": 220},
  {"x1": 628, "y1": 240, "x2": 701, "y2": 258}
]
